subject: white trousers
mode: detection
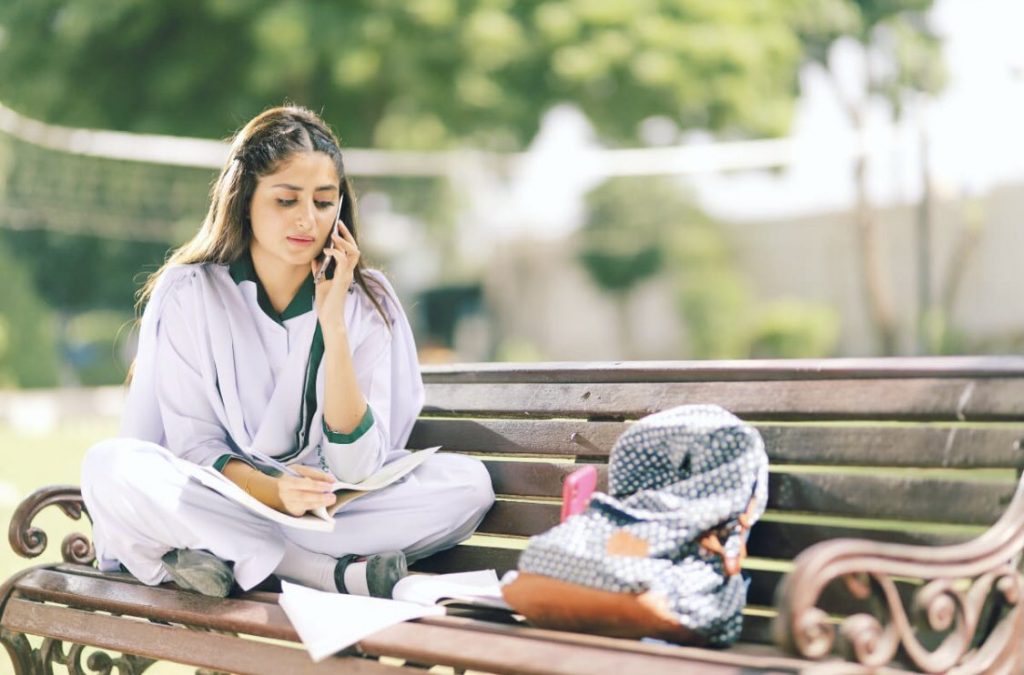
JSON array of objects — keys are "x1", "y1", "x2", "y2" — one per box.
[{"x1": 80, "y1": 439, "x2": 495, "y2": 590}]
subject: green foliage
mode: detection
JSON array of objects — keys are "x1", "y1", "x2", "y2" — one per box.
[
  {"x1": 0, "y1": 0, "x2": 814, "y2": 148},
  {"x1": 577, "y1": 176, "x2": 750, "y2": 359},
  {"x1": 793, "y1": 0, "x2": 946, "y2": 111},
  {"x1": 64, "y1": 310, "x2": 134, "y2": 385},
  {"x1": 747, "y1": 299, "x2": 840, "y2": 358},
  {"x1": 0, "y1": 240, "x2": 59, "y2": 387}
]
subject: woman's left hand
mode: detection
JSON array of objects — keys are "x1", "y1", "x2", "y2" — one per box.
[{"x1": 312, "y1": 219, "x2": 360, "y2": 339}]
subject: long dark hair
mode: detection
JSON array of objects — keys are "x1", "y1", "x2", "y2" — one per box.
[{"x1": 136, "y1": 104, "x2": 388, "y2": 323}]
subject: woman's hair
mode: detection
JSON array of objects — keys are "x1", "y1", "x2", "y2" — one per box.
[{"x1": 136, "y1": 104, "x2": 389, "y2": 323}]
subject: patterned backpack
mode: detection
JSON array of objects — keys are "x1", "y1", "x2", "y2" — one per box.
[{"x1": 502, "y1": 404, "x2": 769, "y2": 646}]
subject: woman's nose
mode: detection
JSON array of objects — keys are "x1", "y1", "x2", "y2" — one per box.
[{"x1": 296, "y1": 202, "x2": 317, "y2": 230}]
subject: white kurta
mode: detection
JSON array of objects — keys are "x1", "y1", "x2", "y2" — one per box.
[{"x1": 81, "y1": 257, "x2": 494, "y2": 590}]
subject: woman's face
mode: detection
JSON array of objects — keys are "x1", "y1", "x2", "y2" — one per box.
[{"x1": 248, "y1": 150, "x2": 341, "y2": 271}]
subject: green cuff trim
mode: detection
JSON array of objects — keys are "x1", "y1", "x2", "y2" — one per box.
[
  {"x1": 213, "y1": 454, "x2": 236, "y2": 472},
  {"x1": 323, "y1": 406, "x2": 375, "y2": 444}
]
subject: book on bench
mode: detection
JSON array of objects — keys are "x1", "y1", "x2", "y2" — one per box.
[{"x1": 179, "y1": 446, "x2": 441, "y2": 531}]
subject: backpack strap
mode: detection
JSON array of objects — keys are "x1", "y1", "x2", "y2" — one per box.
[{"x1": 698, "y1": 496, "x2": 759, "y2": 577}]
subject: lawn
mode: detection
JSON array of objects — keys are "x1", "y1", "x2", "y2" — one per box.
[{"x1": 0, "y1": 420, "x2": 200, "y2": 674}]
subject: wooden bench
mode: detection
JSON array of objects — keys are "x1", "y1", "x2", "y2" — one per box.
[{"x1": 3, "y1": 357, "x2": 1024, "y2": 674}]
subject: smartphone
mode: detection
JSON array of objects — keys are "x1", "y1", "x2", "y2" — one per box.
[
  {"x1": 314, "y1": 193, "x2": 346, "y2": 284},
  {"x1": 560, "y1": 465, "x2": 597, "y2": 522}
]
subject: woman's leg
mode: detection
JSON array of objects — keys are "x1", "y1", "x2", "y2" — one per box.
[
  {"x1": 282, "y1": 452, "x2": 494, "y2": 562},
  {"x1": 80, "y1": 438, "x2": 285, "y2": 590}
]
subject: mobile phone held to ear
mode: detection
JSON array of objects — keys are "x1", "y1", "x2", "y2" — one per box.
[
  {"x1": 314, "y1": 194, "x2": 345, "y2": 284},
  {"x1": 560, "y1": 465, "x2": 597, "y2": 522}
]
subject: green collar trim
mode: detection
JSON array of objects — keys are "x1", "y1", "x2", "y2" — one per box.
[{"x1": 229, "y1": 251, "x2": 315, "y2": 325}]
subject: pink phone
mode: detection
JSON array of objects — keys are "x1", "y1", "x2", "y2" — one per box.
[{"x1": 560, "y1": 465, "x2": 597, "y2": 522}]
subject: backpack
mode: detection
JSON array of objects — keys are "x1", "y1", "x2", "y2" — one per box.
[{"x1": 502, "y1": 404, "x2": 769, "y2": 646}]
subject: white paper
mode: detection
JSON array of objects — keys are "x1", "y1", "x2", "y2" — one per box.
[
  {"x1": 328, "y1": 446, "x2": 440, "y2": 491},
  {"x1": 278, "y1": 581, "x2": 444, "y2": 662},
  {"x1": 392, "y1": 570, "x2": 511, "y2": 610}
]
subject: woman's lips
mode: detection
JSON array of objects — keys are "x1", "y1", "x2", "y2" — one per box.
[{"x1": 287, "y1": 236, "x2": 315, "y2": 246}]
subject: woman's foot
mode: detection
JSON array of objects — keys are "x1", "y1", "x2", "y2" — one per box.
[
  {"x1": 334, "y1": 551, "x2": 407, "y2": 598},
  {"x1": 161, "y1": 549, "x2": 234, "y2": 598}
]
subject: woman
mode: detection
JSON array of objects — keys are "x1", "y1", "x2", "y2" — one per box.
[{"x1": 81, "y1": 106, "x2": 494, "y2": 599}]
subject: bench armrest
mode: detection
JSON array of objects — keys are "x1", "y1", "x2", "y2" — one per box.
[
  {"x1": 8, "y1": 485, "x2": 94, "y2": 565},
  {"x1": 773, "y1": 474, "x2": 1024, "y2": 673}
]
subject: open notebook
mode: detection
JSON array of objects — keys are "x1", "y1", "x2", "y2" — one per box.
[{"x1": 179, "y1": 447, "x2": 440, "y2": 531}]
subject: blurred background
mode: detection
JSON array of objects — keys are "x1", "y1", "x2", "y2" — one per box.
[
  {"x1": 3, "y1": 0, "x2": 1024, "y2": 388},
  {"x1": 0, "y1": 2, "x2": 1022, "y2": 665}
]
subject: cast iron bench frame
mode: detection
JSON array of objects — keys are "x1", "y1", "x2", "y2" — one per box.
[{"x1": 3, "y1": 357, "x2": 1024, "y2": 674}]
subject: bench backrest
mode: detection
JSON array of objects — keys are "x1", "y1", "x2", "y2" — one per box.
[{"x1": 406, "y1": 357, "x2": 1024, "y2": 644}]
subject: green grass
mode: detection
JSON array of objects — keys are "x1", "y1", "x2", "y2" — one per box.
[{"x1": 0, "y1": 421, "x2": 201, "y2": 674}]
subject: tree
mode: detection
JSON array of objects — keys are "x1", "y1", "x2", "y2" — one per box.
[
  {"x1": 792, "y1": 0, "x2": 946, "y2": 354},
  {"x1": 578, "y1": 177, "x2": 749, "y2": 359},
  {"x1": 0, "y1": 1, "x2": 812, "y2": 148}
]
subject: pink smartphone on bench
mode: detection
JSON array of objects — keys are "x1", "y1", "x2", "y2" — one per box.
[{"x1": 560, "y1": 465, "x2": 597, "y2": 522}]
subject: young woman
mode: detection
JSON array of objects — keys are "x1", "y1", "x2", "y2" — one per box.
[{"x1": 80, "y1": 106, "x2": 494, "y2": 598}]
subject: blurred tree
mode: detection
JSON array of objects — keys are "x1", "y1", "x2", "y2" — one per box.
[
  {"x1": 578, "y1": 177, "x2": 748, "y2": 359},
  {"x1": 0, "y1": 0, "x2": 810, "y2": 148},
  {"x1": 792, "y1": 0, "x2": 946, "y2": 354},
  {"x1": 0, "y1": 240, "x2": 59, "y2": 387}
]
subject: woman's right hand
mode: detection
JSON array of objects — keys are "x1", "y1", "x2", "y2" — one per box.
[{"x1": 276, "y1": 465, "x2": 337, "y2": 516}]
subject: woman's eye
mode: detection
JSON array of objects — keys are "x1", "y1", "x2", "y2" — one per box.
[
  {"x1": 277, "y1": 199, "x2": 297, "y2": 206},
  {"x1": 315, "y1": 201, "x2": 335, "y2": 210}
]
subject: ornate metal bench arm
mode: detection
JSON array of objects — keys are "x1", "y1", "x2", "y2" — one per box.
[
  {"x1": 7, "y1": 485, "x2": 94, "y2": 565},
  {"x1": 773, "y1": 475, "x2": 1024, "y2": 674}
]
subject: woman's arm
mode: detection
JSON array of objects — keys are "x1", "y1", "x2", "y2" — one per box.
[
  {"x1": 221, "y1": 460, "x2": 336, "y2": 516},
  {"x1": 321, "y1": 328, "x2": 369, "y2": 435}
]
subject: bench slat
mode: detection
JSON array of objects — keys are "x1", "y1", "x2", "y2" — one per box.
[
  {"x1": 414, "y1": 420, "x2": 1024, "y2": 467},
  {"x1": 769, "y1": 473, "x2": 1016, "y2": 525},
  {"x1": 411, "y1": 545, "x2": 521, "y2": 574},
  {"x1": 476, "y1": 502, "x2": 972, "y2": 557},
  {"x1": 14, "y1": 567, "x2": 297, "y2": 639},
  {"x1": 422, "y1": 379, "x2": 1024, "y2": 421},
  {"x1": 422, "y1": 358, "x2": 1024, "y2": 383},
  {"x1": 3, "y1": 597, "x2": 392, "y2": 674},
  {"x1": 482, "y1": 460, "x2": 1016, "y2": 525}
]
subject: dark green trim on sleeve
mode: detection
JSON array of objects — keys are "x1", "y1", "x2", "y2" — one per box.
[
  {"x1": 213, "y1": 454, "x2": 236, "y2": 472},
  {"x1": 323, "y1": 406, "x2": 375, "y2": 444}
]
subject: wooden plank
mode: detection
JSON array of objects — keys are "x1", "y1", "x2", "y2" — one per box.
[
  {"x1": 414, "y1": 419, "x2": 1024, "y2": 468},
  {"x1": 758, "y1": 425, "x2": 1024, "y2": 468},
  {"x1": 746, "y1": 569, "x2": 919, "y2": 625},
  {"x1": 479, "y1": 500, "x2": 560, "y2": 538},
  {"x1": 412, "y1": 545, "x2": 521, "y2": 575},
  {"x1": 14, "y1": 568, "x2": 296, "y2": 640},
  {"x1": 746, "y1": 521, "x2": 970, "y2": 561},
  {"x1": 483, "y1": 459, "x2": 606, "y2": 498},
  {"x1": 421, "y1": 611, "x2": 809, "y2": 672},
  {"x1": 482, "y1": 460, "x2": 1017, "y2": 524},
  {"x1": 768, "y1": 473, "x2": 1017, "y2": 525},
  {"x1": 369, "y1": 617, "x2": 762, "y2": 675},
  {"x1": 410, "y1": 418, "x2": 626, "y2": 458},
  {"x1": 476, "y1": 501, "x2": 974, "y2": 553},
  {"x1": 422, "y1": 379, "x2": 1024, "y2": 421},
  {"x1": 422, "y1": 357, "x2": 1024, "y2": 384},
  {"x1": 39, "y1": 566, "x2": 806, "y2": 673},
  {"x1": 2, "y1": 598, "x2": 391, "y2": 674}
]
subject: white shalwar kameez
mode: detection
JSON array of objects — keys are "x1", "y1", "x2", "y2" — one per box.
[{"x1": 81, "y1": 255, "x2": 494, "y2": 591}]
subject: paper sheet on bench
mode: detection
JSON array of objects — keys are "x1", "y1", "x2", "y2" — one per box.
[
  {"x1": 391, "y1": 569, "x2": 510, "y2": 610},
  {"x1": 279, "y1": 581, "x2": 445, "y2": 662}
]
